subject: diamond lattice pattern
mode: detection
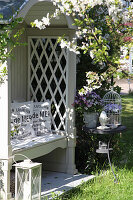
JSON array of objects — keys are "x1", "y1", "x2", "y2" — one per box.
[{"x1": 28, "y1": 38, "x2": 68, "y2": 131}]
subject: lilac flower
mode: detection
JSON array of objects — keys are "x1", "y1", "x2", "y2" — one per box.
[
  {"x1": 104, "y1": 104, "x2": 122, "y2": 113},
  {"x1": 73, "y1": 90, "x2": 103, "y2": 113}
]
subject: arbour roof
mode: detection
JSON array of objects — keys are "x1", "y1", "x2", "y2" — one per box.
[{"x1": 0, "y1": 0, "x2": 29, "y2": 22}]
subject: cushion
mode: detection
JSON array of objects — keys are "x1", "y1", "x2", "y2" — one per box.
[{"x1": 11, "y1": 101, "x2": 34, "y2": 139}]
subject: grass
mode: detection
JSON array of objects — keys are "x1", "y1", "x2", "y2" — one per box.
[
  {"x1": 56, "y1": 94, "x2": 133, "y2": 200},
  {"x1": 61, "y1": 168, "x2": 133, "y2": 200},
  {"x1": 119, "y1": 94, "x2": 133, "y2": 168}
]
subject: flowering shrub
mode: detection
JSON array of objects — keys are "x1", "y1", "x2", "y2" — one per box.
[
  {"x1": 104, "y1": 103, "x2": 122, "y2": 113},
  {"x1": 85, "y1": 71, "x2": 107, "y2": 91},
  {"x1": 0, "y1": 15, "x2": 25, "y2": 84},
  {"x1": 73, "y1": 89, "x2": 103, "y2": 114},
  {"x1": 0, "y1": 15, "x2": 24, "y2": 63},
  {"x1": 32, "y1": 0, "x2": 133, "y2": 73}
]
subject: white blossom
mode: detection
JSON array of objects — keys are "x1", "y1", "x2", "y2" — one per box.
[
  {"x1": 42, "y1": 13, "x2": 50, "y2": 26},
  {"x1": 53, "y1": 9, "x2": 60, "y2": 18},
  {"x1": 60, "y1": 40, "x2": 67, "y2": 48},
  {"x1": 90, "y1": 50, "x2": 94, "y2": 59},
  {"x1": 33, "y1": 13, "x2": 50, "y2": 29},
  {"x1": 82, "y1": 29, "x2": 87, "y2": 34},
  {"x1": 76, "y1": 30, "x2": 82, "y2": 38},
  {"x1": 34, "y1": 20, "x2": 43, "y2": 29},
  {"x1": 78, "y1": 90, "x2": 84, "y2": 95},
  {"x1": 32, "y1": 0, "x2": 132, "y2": 56}
]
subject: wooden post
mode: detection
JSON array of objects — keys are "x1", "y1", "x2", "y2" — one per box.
[
  {"x1": 66, "y1": 31, "x2": 78, "y2": 174},
  {"x1": 0, "y1": 61, "x2": 12, "y2": 199}
]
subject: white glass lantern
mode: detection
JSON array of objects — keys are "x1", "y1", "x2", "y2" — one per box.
[
  {"x1": 103, "y1": 89, "x2": 121, "y2": 127},
  {"x1": 14, "y1": 159, "x2": 42, "y2": 200}
]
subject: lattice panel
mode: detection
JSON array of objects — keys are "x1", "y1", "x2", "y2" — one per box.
[{"x1": 28, "y1": 37, "x2": 68, "y2": 131}]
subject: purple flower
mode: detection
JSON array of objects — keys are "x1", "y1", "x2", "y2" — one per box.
[
  {"x1": 73, "y1": 90, "x2": 103, "y2": 113},
  {"x1": 104, "y1": 104, "x2": 122, "y2": 113}
]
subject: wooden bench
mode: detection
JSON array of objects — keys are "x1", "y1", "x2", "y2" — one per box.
[
  {"x1": 10, "y1": 101, "x2": 68, "y2": 163},
  {"x1": 11, "y1": 133, "x2": 67, "y2": 161}
]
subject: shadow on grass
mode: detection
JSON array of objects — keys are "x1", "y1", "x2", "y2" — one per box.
[
  {"x1": 60, "y1": 179, "x2": 95, "y2": 200},
  {"x1": 59, "y1": 166, "x2": 133, "y2": 200},
  {"x1": 60, "y1": 187, "x2": 84, "y2": 200},
  {"x1": 112, "y1": 95, "x2": 133, "y2": 170}
]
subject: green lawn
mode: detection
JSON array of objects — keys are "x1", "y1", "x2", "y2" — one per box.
[
  {"x1": 62, "y1": 168, "x2": 133, "y2": 200},
  {"x1": 120, "y1": 95, "x2": 133, "y2": 168},
  {"x1": 58, "y1": 95, "x2": 133, "y2": 200}
]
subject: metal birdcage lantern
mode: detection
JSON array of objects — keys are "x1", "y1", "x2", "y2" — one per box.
[
  {"x1": 103, "y1": 89, "x2": 121, "y2": 127},
  {"x1": 14, "y1": 159, "x2": 42, "y2": 200}
]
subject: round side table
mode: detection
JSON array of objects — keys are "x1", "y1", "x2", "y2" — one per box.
[{"x1": 83, "y1": 125, "x2": 126, "y2": 182}]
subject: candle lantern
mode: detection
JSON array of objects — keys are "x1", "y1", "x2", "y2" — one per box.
[
  {"x1": 103, "y1": 89, "x2": 122, "y2": 127},
  {"x1": 14, "y1": 159, "x2": 42, "y2": 200}
]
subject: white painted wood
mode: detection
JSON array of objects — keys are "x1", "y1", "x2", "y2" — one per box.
[
  {"x1": 65, "y1": 16, "x2": 76, "y2": 29},
  {"x1": 26, "y1": 27, "x2": 76, "y2": 37},
  {"x1": 17, "y1": 0, "x2": 74, "y2": 28},
  {"x1": 12, "y1": 134, "x2": 66, "y2": 151},
  {"x1": 65, "y1": 31, "x2": 77, "y2": 174},
  {"x1": 0, "y1": 159, "x2": 12, "y2": 200},
  {"x1": 0, "y1": 61, "x2": 12, "y2": 158},
  {"x1": 17, "y1": 0, "x2": 52, "y2": 20},
  {"x1": 24, "y1": 2, "x2": 67, "y2": 26},
  {"x1": 25, "y1": 16, "x2": 67, "y2": 27},
  {"x1": 28, "y1": 36, "x2": 68, "y2": 131},
  {"x1": 11, "y1": 30, "x2": 27, "y2": 102},
  {"x1": 0, "y1": 60, "x2": 12, "y2": 199},
  {"x1": 11, "y1": 134, "x2": 67, "y2": 161}
]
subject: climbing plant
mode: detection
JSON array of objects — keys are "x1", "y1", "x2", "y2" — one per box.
[{"x1": 0, "y1": 14, "x2": 25, "y2": 83}]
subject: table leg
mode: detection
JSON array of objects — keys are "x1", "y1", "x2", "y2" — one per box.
[{"x1": 107, "y1": 135, "x2": 118, "y2": 183}]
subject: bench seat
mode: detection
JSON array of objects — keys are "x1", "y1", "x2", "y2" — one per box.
[{"x1": 11, "y1": 134, "x2": 67, "y2": 161}]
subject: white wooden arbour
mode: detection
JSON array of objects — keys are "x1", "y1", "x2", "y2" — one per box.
[{"x1": 0, "y1": 1, "x2": 77, "y2": 199}]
